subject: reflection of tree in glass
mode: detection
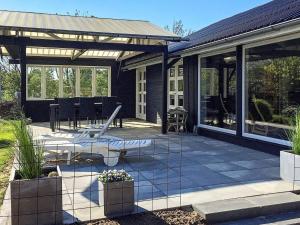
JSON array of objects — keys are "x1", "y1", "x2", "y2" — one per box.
[
  {"x1": 247, "y1": 56, "x2": 300, "y2": 126},
  {"x1": 63, "y1": 68, "x2": 76, "y2": 98},
  {"x1": 80, "y1": 68, "x2": 92, "y2": 97},
  {"x1": 28, "y1": 67, "x2": 42, "y2": 98},
  {"x1": 45, "y1": 67, "x2": 59, "y2": 99},
  {"x1": 96, "y1": 68, "x2": 108, "y2": 96},
  {"x1": 200, "y1": 68, "x2": 219, "y2": 96}
]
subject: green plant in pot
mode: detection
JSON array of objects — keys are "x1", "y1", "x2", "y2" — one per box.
[
  {"x1": 280, "y1": 109, "x2": 300, "y2": 184},
  {"x1": 289, "y1": 110, "x2": 300, "y2": 155},
  {"x1": 98, "y1": 169, "x2": 134, "y2": 217},
  {"x1": 10, "y1": 118, "x2": 62, "y2": 225}
]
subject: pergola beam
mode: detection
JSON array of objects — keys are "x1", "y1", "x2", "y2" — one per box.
[
  {"x1": 0, "y1": 36, "x2": 166, "y2": 53},
  {"x1": 116, "y1": 38, "x2": 133, "y2": 61},
  {"x1": 46, "y1": 33, "x2": 63, "y2": 40},
  {"x1": 71, "y1": 49, "x2": 87, "y2": 60},
  {"x1": 70, "y1": 36, "x2": 116, "y2": 60},
  {"x1": 3, "y1": 44, "x2": 19, "y2": 59}
]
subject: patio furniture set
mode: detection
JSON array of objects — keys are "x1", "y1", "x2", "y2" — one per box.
[{"x1": 49, "y1": 96, "x2": 123, "y2": 132}]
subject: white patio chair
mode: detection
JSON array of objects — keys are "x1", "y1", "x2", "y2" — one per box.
[
  {"x1": 37, "y1": 105, "x2": 122, "y2": 141},
  {"x1": 42, "y1": 136, "x2": 151, "y2": 166}
]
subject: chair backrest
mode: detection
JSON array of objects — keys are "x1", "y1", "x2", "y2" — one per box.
[
  {"x1": 79, "y1": 97, "x2": 96, "y2": 119},
  {"x1": 57, "y1": 98, "x2": 76, "y2": 120},
  {"x1": 99, "y1": 105, "x2": 122, "y2": 136}
]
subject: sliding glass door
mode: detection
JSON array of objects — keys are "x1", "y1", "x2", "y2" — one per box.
[{"x1": 199, "y1": 50, "x2": 237, "y2": 133}]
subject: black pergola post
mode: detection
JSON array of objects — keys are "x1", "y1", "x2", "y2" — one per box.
[
  {"x1": 161, "y1": 46, "x2": 168, "y2": 134},
  {"x1": 19, "y1": 44, "x2": 26, "y2": 112},
  {"x1": 236, "y1": 45, "x2": 243, "y2": 137}
]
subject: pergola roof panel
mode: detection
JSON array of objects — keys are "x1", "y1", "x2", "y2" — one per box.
[
  {"x1": 25, "y1": 47, "x2": 120, "y2": 59},
  {"x1": 0, "y1": 10, "x2": 180, "y2": 41}
]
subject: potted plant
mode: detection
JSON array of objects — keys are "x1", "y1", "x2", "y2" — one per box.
[
  {"x1": 10, "y1": 119, "x2": 62, "y2": 225},
  {"x1": 280, "y1": 109, "x2": 300, "y2": 184},
  {"x1": 99, "y1": 169, "x2": 134, "y2": 217}
]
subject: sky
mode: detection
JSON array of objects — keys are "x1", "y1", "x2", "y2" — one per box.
[{"x1": 0, "y1": 0, "x2": 271, "y2": 32}]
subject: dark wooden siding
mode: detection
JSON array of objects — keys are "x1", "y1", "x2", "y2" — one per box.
[
  {"x1": 117, "y1": 69, "x2": 136, "y2": 118},
  {"x1": 146, "y1": 64, "x2": 162, "y2": 124},
  {"x1": 183, "y1": 55, "x2": 198, "y2": 131}
]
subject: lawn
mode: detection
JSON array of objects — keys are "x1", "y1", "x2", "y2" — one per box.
[{"x1": 0, "y1": 120, "x2": 15, "y2": 205}]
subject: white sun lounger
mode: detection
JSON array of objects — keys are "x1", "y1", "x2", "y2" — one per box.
[
  {"x1": 42, "y1": 136, "x2": 151, "y2": 166},
  {"x1": 37, "y1": 105, "x2": 122, "y2": 141}
]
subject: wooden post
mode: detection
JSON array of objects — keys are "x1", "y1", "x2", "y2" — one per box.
[{"x1": 161, "y1": 46, "x2": 168, "y2": 134}]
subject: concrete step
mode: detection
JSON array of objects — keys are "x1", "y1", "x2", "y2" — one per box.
[{"x1": 192, "y1": 192, "x2": 300, "y2": 224}]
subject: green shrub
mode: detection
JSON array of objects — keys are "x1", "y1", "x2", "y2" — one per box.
[
  {"x1": 11, "y1": 119, "x2": 44, "y2": 179},
  {"x1": 250, "y1": 97, "x2": 273, "y2": 122},
  {"x1": 272, "y1": 115, "x2": 291, "y2": 125},
  {"x1": 288, "y1": 110, "x2": 300, "y2": 155}
]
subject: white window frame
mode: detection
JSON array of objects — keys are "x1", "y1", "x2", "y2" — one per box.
[
  {"x1": 136, "y1": 67, "x2": 146, "y2": 120},
  {"x1": 26, "y1": 65, "x2": 111, "y2": 100},
  {"x1": 167, "y1": 60, "x2": 184, "y2": 109},
  {"x1": 197, "y1": 47, "x2": 237, "y2": 135},
  {"x1": 241, "y1": 33, "x2": 300, "y2": 147}
]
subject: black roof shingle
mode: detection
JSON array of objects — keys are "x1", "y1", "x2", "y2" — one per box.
[{"x1": 169, "y1": 0, "x2": 300, "y2": 53}]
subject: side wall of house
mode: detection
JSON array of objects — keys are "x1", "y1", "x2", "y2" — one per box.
[{"x1": 146, "y1": 64, "x2": 163, "y2": 124}]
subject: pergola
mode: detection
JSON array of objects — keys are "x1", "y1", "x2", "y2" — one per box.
[{"x1": 0, "y1": 10, "x2": 183, "y2": 133}]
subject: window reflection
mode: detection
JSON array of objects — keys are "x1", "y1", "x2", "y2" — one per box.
[
  {"x1": 200, "y1": 52, "x2": 236, "y2": 130},
  {"x1": 45, "y1": 67, "x2": 59, "y2": 99},
  {"x1": 245, "y1": 38, "x2": 300, "y2": 140},
  {"x1": 27, "y1": 67, "x2": 42, "y2": 98}
]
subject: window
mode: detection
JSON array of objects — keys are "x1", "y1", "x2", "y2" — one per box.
[
  {"x1": 26, "y1": 66, "x2": 111, "y2": 100},
  {"x1": 80, "y1": 68, "x2": 92, "y2": 97},
  {"x1": 199, "y1": 51, "x2": 236, "y2": 131},
  {"x1": 168, "y1": 61, "x2": 184, "y2": 109},
  {"x1": 62, "y1": 68, "x2": 76, "y2": 98},
  {"x1": 95, "y1": 68, "x2": 109, "y2": 96},
  {"x1": 244, "y1": 38, "x2": 300, "y2": 141},
  {"x1": 27, "y1": 67, "x2": 42, "y2": 99},
  {"x1": 45, "y1": 67, "x2": 59, "y2": 99}
]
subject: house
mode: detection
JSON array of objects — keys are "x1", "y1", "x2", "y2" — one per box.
[
  {"x1": 122, "y1": 0, "x2": 300, "y2": 153},
  {"x1": 0, "y1": 0, "x2": 300, "y2": 154}
]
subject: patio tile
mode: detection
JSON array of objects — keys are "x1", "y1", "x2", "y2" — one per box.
[
  {"x1": 203, "y1": 162, "x2": 245, "y2": 172},
  {"x1": 135, "y1": 180, "x2": 165, "y2": 200},
  {"x1": 155, "y1": 178, "x2": 204, "y2": 196},
  {"x1": 220, "y1": 167, "x2": 280, "y2": 182},
  {"x1": 231, "y1": 158, "x2": 279, "y2": 169},
  {"x1": 140, "y1": 168, "x2": 179, "y2": 182},
  {"x1": 185, "y1": 155, "x2": 225, "y2": 164}
]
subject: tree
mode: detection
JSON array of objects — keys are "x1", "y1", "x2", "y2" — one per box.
[
  {"x1": 0, "y1": 56, "x2": 20, "y2": 101},
  {"x1": 164, "y1": 20, "x2": 193, "y2": 37}
]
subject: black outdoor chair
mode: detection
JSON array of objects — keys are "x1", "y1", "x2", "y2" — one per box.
[
  {"x1": 94, "y1": 96, "x2": 104, "y2": 123},
  {"x1": 78, "y1": 97, "x2": 96, "y2": 125},
  {"x1": 56, "y1": 97, "x2": 78, "y2": 129}
]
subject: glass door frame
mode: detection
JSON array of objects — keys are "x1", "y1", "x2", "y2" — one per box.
[
  {"x1": 167, "y1": 60, "x2": 184, "y2": 110},
  {"x1": 136, "y1": 67, "x2": 147, "y2": 120},
  {"x1": 197, "y1": 48, "x2": 237, "y2": 135}
]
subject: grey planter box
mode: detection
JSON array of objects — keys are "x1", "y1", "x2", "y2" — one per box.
[
  {"x1": 99, "y1": 180, "x2": 134, "y2": 217},
  {"x1": 280, "y1": 150, "x2": 300, "y2": 185},
  {"x1": 10, "y1": 166, "x2": 63, "y2": 225}
]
